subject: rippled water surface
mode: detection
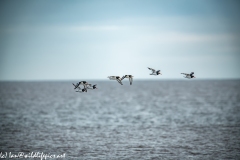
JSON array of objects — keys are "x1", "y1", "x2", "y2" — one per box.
[{"x1": 0, "y1": 80, "x2": 240, "y2": 159}]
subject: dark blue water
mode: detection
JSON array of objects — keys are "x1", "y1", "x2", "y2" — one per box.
[{"x1": 0, "y1": 80, "x2": 240, "y2": 159}]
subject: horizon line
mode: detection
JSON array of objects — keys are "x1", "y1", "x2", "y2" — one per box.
[{"x1": 0, "y1": 78, "x2": 240, "y2": 82}]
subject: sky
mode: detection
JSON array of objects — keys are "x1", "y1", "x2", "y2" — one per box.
[{"x1": 0, "y1": 0, "x2": 240, "y2": 80}]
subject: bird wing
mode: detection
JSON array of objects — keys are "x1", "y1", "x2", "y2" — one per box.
[
  {"x1": 73, "y1": 83, "x2": 80, "y2": 89},
  {"x1": 108, "y1": 76, "x2": 117, "y2": 80},
  {"x1": 72, "y1": 83, "x2": 77, "y2": 88},
  {"x1": 121, "y1": 75, "x2": 126, "y2": 80},
  {"x1": 181, "y1": 73, "x2": 189, "y2": 76},
  {"x1": 129, "y1": 77, "x2": 133, "y2": 85},
  {"x1": 190, "y1": 72, "x2": 194, "y2": 75},
  {"x1": 116, "y1": 78, "x2": 123, "y2": 85},
  {"x1": 148, "y1": 67, "x2": 155, "y2": 73}
]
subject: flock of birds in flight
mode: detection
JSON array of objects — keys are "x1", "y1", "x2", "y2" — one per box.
[{"x1": 72, "y1": 67, "x2": 196, "y2": 93}]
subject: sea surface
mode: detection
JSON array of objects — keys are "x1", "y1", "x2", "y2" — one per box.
[{"x1": 0, "y1": 80, "x2": 240, "y2": 160}]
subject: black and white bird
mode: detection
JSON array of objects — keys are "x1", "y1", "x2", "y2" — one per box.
[
  {"x1": 181, "y1": 72, "x2": 196, "y2": 79},
  {"x1": 121, "y1": 75, "x2": 134, "y2": 85},
  {"x1": 148, "y1": 67, "x2": 162, "y2": 75},
  {"x1": 107, "y1": 76, "x2": 123, "y2": 85}
]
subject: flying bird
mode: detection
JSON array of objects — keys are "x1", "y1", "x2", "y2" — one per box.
[
  {"x1": 72, "y1": 81, "x2": 88, "y2": 89},
  {"x1": 181, "y1": 72, "x2": 196, "y2": 79},
  {"x1": 121, "y1": 75, "x2": 134, "y2": 85},
  {"x1": 148, "y1": 67, "x2": 162, "y2": 75},
  {"x1": 72, "y1": 83, "x2": 88, "y2": 92},
  {"x1": 107, "y1": 76, "x2": 123, "y2": 85}
]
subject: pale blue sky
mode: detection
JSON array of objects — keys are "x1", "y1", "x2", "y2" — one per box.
[{"x1": 0, "y1": 0, "x2": 240, "y2": 80}]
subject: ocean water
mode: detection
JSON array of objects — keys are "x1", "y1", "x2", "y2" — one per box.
[{"x1": 0, "y1": 80, "x2": 240, "y2": 160}]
